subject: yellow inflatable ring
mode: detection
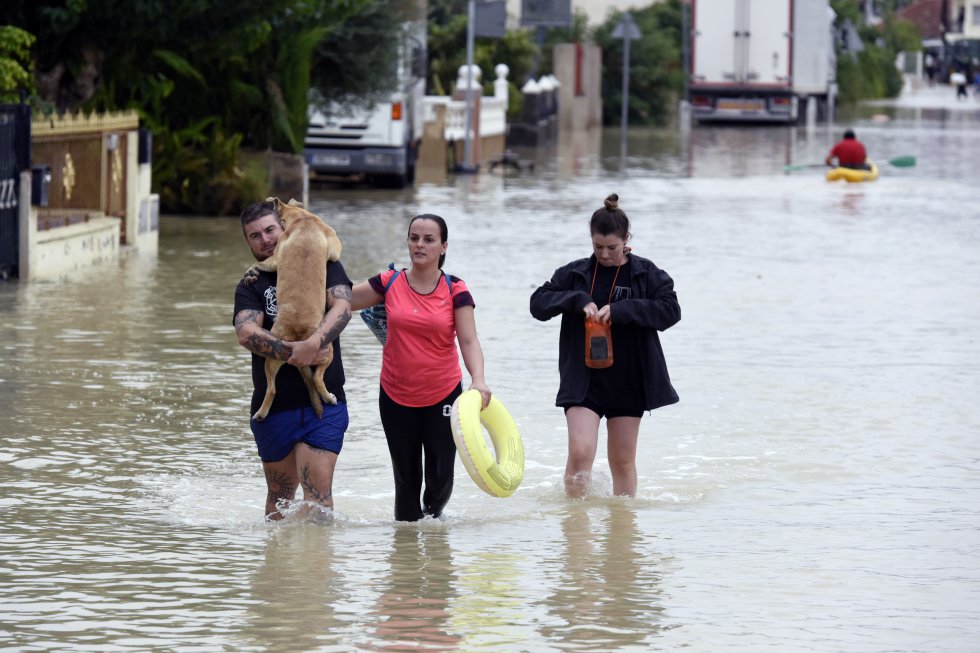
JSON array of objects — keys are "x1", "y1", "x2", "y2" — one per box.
[{"x1": 450, "y1": 390, "x2": 525, "y2": 498}]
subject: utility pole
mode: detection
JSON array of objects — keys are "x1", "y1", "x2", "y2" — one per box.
[
  {"x1": 612, "y1": 12, "x2": 641, "y2": 161},
  {"x1": 462, "y1": 0, "x2": 477, "y2": 172}
]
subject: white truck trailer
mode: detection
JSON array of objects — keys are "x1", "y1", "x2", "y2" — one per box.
[
  {"x1": 303, "y1": 14, "x2": 426, "y2": 187},
  {"x1": 689, "y1": 0, "x2": 836, "y2": 123}
]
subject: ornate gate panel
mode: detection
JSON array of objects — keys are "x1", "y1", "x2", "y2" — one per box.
[{"x1": 0, "y1": 104, "x2": 31, "y2": 278}]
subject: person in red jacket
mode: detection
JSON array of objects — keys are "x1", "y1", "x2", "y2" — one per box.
[{"x1": 825, "y1": 129, "x2": 869, "y2": 169}]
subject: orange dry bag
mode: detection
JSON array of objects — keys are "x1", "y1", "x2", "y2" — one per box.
[{"x1": 585, "y1": 317, "x2": 613, "y2": 368}]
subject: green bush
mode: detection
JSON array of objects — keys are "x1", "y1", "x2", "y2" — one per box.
[
  {"x1": 594, "y1": 1, "x2": 683, "y2": 127},
  {"x1": 0, "y1": 25, "x2": 35, "y2": 102},
  {"x1": 146, "y1": 116, "x2": 268, "y2": 216}
]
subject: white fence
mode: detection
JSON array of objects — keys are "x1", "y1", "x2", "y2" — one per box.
[{"x1": 421, "y1": 64, "x2": 509, "y2": 142}]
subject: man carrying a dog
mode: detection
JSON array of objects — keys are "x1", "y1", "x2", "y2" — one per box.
[{"x1": 234, "y1": 200, "x2": 352, "y2": 520}]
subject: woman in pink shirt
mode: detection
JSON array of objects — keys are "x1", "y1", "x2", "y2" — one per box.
[{"x1": 353, "y1": 214, "x2": 492, "y2": 521}]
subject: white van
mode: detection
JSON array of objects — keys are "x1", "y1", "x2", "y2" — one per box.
[{"x1": 304, "y1": 18, "x2": 426, "y2": 187}]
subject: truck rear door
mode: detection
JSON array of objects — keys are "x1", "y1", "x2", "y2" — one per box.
[
  {"x1": 692, "y1": 0, "x2": 738, "y2": 85},
  {"x1": 743, "y1": 0, "x2": 791, "y2": 87}
]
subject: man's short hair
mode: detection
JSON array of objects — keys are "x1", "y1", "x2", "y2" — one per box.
[
  {"x1": 240, "y1": 200, "x2": 278, "y2": 231},
  {"x1": 843, "y1": 129, "x2": 856, "y2": 139}
]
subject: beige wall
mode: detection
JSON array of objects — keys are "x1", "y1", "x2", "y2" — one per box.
[
  {"x1": 553, "y1": 43, "x2": 603, "y2": 131},
  {"x1": 19, "y1": 170, "x2": 121, "y2": 281}
]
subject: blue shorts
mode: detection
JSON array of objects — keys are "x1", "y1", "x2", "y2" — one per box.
[{"x1": 250, "y1": 403, "x2": 349, "y2": 463}]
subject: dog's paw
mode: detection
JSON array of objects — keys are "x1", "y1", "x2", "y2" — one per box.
[
  {"x1": 243, "y1": 265, "x2": 259, "y2": 285},
  {"x1": 323, "y1": 392, "x2": 337, "y2": 405}
]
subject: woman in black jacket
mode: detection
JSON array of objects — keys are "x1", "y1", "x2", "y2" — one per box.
[{"x1": 530, "y1": 194, "x2": 680, "y2": 498}]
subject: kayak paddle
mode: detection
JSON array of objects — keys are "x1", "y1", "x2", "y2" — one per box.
[
  {"x1": 784, "y1": 155, "x2": 916, "y2": 172},
  {"x1": 887, "y1": 155, "x2": 916, "y2": 167},
  {"x1": 783, "y1": 163, "x2": 829, "y2": 171}
]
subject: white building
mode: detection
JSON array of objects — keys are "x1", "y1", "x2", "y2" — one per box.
[
  {"x1": 505, "y1": 0, "x2": 654, "y2": 28},
  {"x1": 950, "y1": 0, "x2": 980, "y2": 38}
]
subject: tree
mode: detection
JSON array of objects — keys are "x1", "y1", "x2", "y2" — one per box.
[
  {"x1": 427, "y1": 0, "x2": 538, "y2": 119},
  {"x1": 831, "y1": 0, "x2": 915, "y2": 104},
  {"x1": 309, "y1": 0, "x2": 404, "y2": 112},
  {"x1": 594, "y1": 1, "x2": 683, "y2": 127},
  {"x1": 0, "y1": 25, "x2": 35, "y2": 103},
  {"x1": 0, "y1": 0, "x2": 406, "y2": 214}
]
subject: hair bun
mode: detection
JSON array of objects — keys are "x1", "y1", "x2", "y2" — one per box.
[{"x1": 603, "y1": 193, "x2": 619, "y2": 210}]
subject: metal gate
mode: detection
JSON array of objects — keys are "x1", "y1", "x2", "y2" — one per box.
[{"x1": 0, "y1": 104, "x2": 31, "y2": 279}]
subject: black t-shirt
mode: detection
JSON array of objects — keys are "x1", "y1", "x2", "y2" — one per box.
[
  {"x1": 589, "y1": 260, "x2": 644, "y2": 409},
  {"x1": 233, "y1": 260, "x2": 352, "y2": 415}
]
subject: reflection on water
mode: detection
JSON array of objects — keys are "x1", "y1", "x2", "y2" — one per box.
[
  {"x1": 363, "y1": 527, "x2": 460, "y2": 651},
  {"x1": 246, "y1": 525, "x2": 348, "y2": 651},
  {"x1": 2, "y1": 108, "x2": 979, "y2": 652},
  {"x1": 539, "y1": 502, "x2": 665, "y2": 650}
]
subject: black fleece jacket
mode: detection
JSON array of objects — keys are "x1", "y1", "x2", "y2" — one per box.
[{"x1": 530, "y1": 253, "x2": 680, "y2": 411}]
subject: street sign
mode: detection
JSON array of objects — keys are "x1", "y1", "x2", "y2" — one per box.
[
  {"x1": 612, "y1": 12, "x2": 641, "y2": 40},
  {"x1": 521, "y1": 0, "x2": 572, "y2": 28},
  {"x1": 475, "y1": 0, "x2": 506, "y2": 38}
]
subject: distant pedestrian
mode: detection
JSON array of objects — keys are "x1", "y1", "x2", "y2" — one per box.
[
  {"x1": 950, "y1": 70, "x2": 968, "y2": 100},
  {"x1": 924, "y1": 54, "x2": 936, "y2": 86}
]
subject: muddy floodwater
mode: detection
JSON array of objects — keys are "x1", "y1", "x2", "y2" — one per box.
[{"x1": 2, "y1": 86, "x2": 979, "y2": 652}]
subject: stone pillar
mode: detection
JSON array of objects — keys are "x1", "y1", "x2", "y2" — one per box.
[
  {"x1": 521, "y1": 78, "x2": 541, "y2": 125},
  {"x1": 18, "y1": 170, "x2": 33, "y2": 280},
  {"x1": 494, "y1": 63, "x2": 510, "y2": 103}
]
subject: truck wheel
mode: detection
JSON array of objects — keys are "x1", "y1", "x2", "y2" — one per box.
[
  {"x1": 372, "y1": 171, "x2": 408, "y2": 189},
  {"x1": 816, "y1": 97, "x2": 828, "y2": 122},
  {"x1": 405, "y1": 141, "x2": 418, "y2": 185},
  {"x1": 795, "y1": 97, "x2": 808, "y2": 125}
]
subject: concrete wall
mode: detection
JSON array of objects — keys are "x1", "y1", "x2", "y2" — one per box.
[
  {"x1": 553, "y1": 43, "x2": 603, "y2": 131},
  {"x1": 19, "y1": 171, "x2": 121, "y2": 281},
  {"x1": 18, "y1": 120, "x2": 160, "y2": 280},
  {"x1": 418, "y1": 102, "x2": 448, "y2": 179},
  {"x1": 418, "y1": 70, "x2": 510, "y2": 178}
]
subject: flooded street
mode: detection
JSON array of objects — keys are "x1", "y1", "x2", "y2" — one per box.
[{"x1": 2, "y1": 88, "x2": 979, "y2": 652}]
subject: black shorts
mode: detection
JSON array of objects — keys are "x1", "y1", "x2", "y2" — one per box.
[{"x1": 563, "y1": 399, "x2": 643, "y2": 420}]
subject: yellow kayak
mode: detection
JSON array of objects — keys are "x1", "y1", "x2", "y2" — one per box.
[{"x1": 826, "y1": 160, "x2": 879, "y2": 183}]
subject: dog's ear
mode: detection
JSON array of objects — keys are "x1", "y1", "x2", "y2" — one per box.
[
  {"x1": 265, "y1": 197, "x2": 284, "y2": 212},
  {"x1": 287, "y1": 198, "x2": 305, "y2": 209}
]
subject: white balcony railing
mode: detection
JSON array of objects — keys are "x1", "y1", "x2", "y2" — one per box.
[{"x1": 421, "y1": 63, "x2": 510, "y2": 143}]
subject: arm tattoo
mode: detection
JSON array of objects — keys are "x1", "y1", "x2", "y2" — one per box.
[
  {"x1": 318, "y1": 285, "x2": 352, "y2": 349},
  {"x1": 320, "y1": 310, "x2": 350, "y2": 349},
  {"x1": 246, "y1": 336, "x2": 291, "y2": 360},
  {"x1": 237, "y1": 309, "x2": 291, "y2": 359},
  {"x1": 234, "y1": 309, "x2": 261, "y2": 331}
]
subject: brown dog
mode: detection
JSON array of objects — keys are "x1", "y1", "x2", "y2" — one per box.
[{"x1": 249, "y1": 197, "x2": 343, "y2": 421}]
